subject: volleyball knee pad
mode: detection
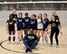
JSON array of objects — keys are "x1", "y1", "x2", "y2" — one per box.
[
  {"x1": 13, "y1": 36, "x2": 15, "y2": 41},
  {"x1": 8, "y1": 36, "x2": 11, "y2": 41}
]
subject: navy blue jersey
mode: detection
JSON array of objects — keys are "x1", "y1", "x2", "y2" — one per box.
[
  {"x1": 23, "y1": 17, "x2": 31, "y2": 29},
  {"x1": 30, "y1": 19, "x2": 37, "y2": 30},
  {"x1": 24, "y1": 34, "x2": 38, "y2": 45},
  {"x1": 43, "y1": 18, "x2": 49, "y2": 29},
  {"x1": 16, "y1": 17, "x2": 24, "y2": 30},
  {"x1": 6, "y1": 20, "x2": 16, "y2": 31}
]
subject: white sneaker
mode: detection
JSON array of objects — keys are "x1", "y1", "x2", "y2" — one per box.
[
  {"x1": 18, "y1": 41, "x2": 23, "y2": 44},
  {"x1": 27, "y1": 52, "x2": 33, "y2": 54},
  {"x1": 17, "y1": 41, "x2": 20, "y2": 44},
  {"x1": 20, "y1": 41, "x2": 23, "y2": 44},
  {"x1": 45, "y1": 42, "x2": 48, "y2": 46},
  {"x1": 41, "y1": 42, "x2": 43, "y2": 45},
  {"x1": 8, "y1": 41, "x2": 11, "y2": 44},
  {"x1": 12, "y1": 41, "x2": 16, "y2": 44},
  {"x1": 45, "y1": 43, "x2": 48, "y2": 46},
  {"x1": 38, "y1": 42, "x2": 42, "y2": 45}
]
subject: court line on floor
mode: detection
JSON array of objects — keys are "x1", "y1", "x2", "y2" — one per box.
[{"x1": 0, "y1": 40, "x2": 40, "y2": 54}]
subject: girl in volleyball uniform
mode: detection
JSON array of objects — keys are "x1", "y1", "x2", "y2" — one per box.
[
  {"x1": 6, "y1": 14, "x2": 16, "y2": 44},
  {"x1": 16, "y1": 12, "x2": 24, "y2": 43},
  {"x1": 23, "y1": 13, "x2": 31, "y2": 34},
  {"x1": 30, "y1": 14, "x2": 37, "y2": 35},
  {"x1": 42, "y1": 13, "x2": 49, "y2": 46},
  {"x1": 37, "y1": 14, "x2": 43, "y2": 42}
]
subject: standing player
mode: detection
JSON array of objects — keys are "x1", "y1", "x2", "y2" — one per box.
[
  {"x1": 10, "y1": 8, "x2": 17, "y2": 20},
  {"x1": 37, "y1": 14, "x2": 43, "y2": 42},
  {"x1": 23, "y1": 13, "x2": 31, "y2": 34},
  {"x1": 30, "y1": 14, "x2": 37, "y2": 35},
  {"x1": 42, "y1": 13, "x2": 49, "y2": 46},
  {"x1": 16, "y1": 12, "x2": 24, "y2": 43},
  {"x1": 52, "y1": 10, "x2": 60, "y2": 24},
  {"x1": 6, "y1": 14, "x2": 16, "y2": 44},
  {"x1": 52, "y1": 10, "x2": 62, "y2": 39},
  {"x1": 48, "y1": 15, "x2": 61, "y2": 48}
]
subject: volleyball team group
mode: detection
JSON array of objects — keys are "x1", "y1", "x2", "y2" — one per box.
[{"x1": 6, "y1": 9, "x2": 62, "y2": 53}]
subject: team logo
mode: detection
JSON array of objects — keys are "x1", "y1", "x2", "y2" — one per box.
[
  {"x1": 43, "y1": 20, "x2": 47, "y2": 24},
  {"x1": 18, "y1": 19, "x2": 22, "y2": 22},
  {"x1": 52, "y1": 23, "x2": 56, "y2": 27},
  {"x1": 28, "y1": 36, "x2": 34, "y2": 39},
  {"x1": 25, "y1": 19, "x2": 29, "y2": 22},
  {"x1": 31, "y1": 21, "x2": 35, "y2": 24},
  {"x1": 9, "y1": 22, "x2": 13, "y2": 25}
]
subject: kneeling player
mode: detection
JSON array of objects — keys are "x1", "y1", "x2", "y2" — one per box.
[
  {"x1": 6, "y1": 14, "x2": 16, "y2": 43},
  {"x1": 23, "y1": 29, "x2": 38, "y2": 53}
]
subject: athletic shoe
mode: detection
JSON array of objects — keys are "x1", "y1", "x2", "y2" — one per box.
[
  {"x1": 12, "y1": 41, "x2": 16, "y2": 44},
  {"x1": 56, "y1": 45, "x2": 59, "y2": 48},
  {"x1": 17, "y1": 41, "x2": 20, "y2": 44},
  {"x1": 45, "y1": 42, "x2": 48, "y2": 46},
  {"x1": 40, "y1": 42, "x2": 43, "y2": 45},
  {"x1": 25, "y1": 49, "x2": 29, "y2": 53},
  {"x1": 38, "y1": 42, "x2": 42, "y2": 45},
  {"x1": 20, "y1": 41, "x2": 23, "y2": 44},
  {"x1": 8, "y1": 41, "x2": 11, "y2": 44},
  {"x1": 45, "y1": 43, "x2": 48, "y2": 46},
  {"x1": 25, "y1": 49, "x2": 32, "y2": 53},
  {"x1": 17, "y1": 40, "x2": 23, "y2": 44},
  {"x1": 41, "y1": 42, "x2": 45, "y2": 45},
  {"x1": 50, "y1": 44, "x2": 53, "y2": 47}
]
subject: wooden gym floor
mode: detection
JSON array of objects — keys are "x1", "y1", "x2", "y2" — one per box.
[{"x1": 0, "y1": 25, "x2": 67, "y2": 54}]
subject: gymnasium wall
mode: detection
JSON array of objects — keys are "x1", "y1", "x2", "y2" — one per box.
[{"x1": 0, "y1": 10, "x2": 67, "y2": 26}]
